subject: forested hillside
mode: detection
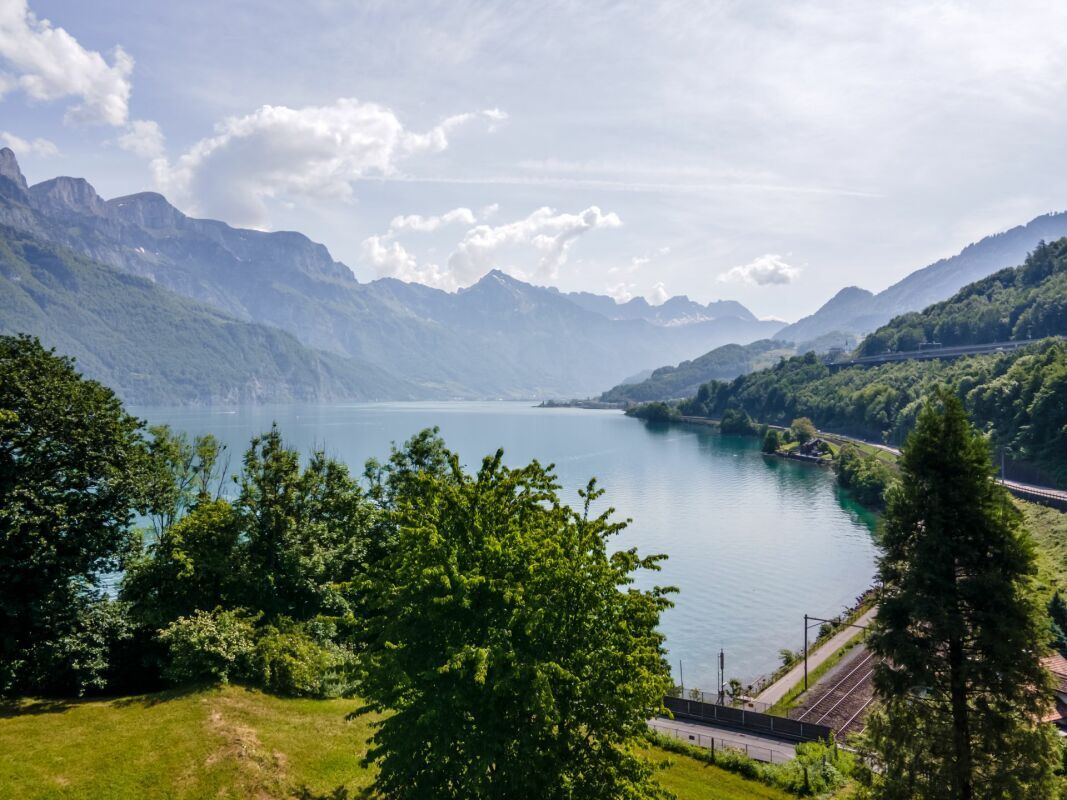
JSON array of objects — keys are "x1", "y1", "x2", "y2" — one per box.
[
  {"x1": 859, "y1": 237, "x2": 1067, "y2": 355},
  {"x1": 600, "y1": 339, "x2": 793, "y2": 403},
  {"x1": 652, "y1": 242, "x2": 1067, "y2": 485},
  {"x1": 0, "y1": 226, "x2": 414, "y2": 403}
]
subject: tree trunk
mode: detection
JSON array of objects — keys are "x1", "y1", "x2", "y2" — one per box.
[{"x1": 948, "y1": 633, "x2": 973, "y2": 800}]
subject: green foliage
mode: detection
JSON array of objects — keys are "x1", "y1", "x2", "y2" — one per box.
[
  {"x1": 252, "y1": 622, "x2": 357, "y2": 698},
  {"x1": 1049, "y1": 592, "x2": 1067, "y2": 656},
  {"x1": 360, "y1": 435, "x2": 675, "y2": 800},
  {"x1": 142, "y1": 425, "x2": 228, "y2": 537},
  {"x1": 681, "y1": 339, "x2": 1067, "y2": 485},
  {"x1": 719, "y1": 407, "x2": 757, "y2": 435},
  {"x1": 124, "y1": 499, "x2": 245, "y2": 631},
  {"x1": 862, "y1": 391, "x2": 1059, "y2": 799},
  {"x1": 834, "y1": 445, "x2": 894, "y2": 508},
  {"x1": 761, "y1": 429, "x2": 781, "y2": 453},
  {"x1": 858, "y1": 237, "x2": 1067, "y2": 355},
  {"x1": 789, "y1": 417, "x2": 816, "y2": 445},
  {"x1": 626, "y1": 400, "x2": 682, "y2": 422},
  {"x1": 158, "y1": 608, "x2": 257, "y2": 685},
  {"x1": 0, "y1": 334, "x2": 148, "y2": 696},
  {"x1": 603, "y1": 340, "x2": 793, "y2": 404},
  {"x1": 648, "y1": 733, "x2": 854, "y2": 797},
  {"x1": 236, "y1": 425, "x2": 373, "y2": 620}
]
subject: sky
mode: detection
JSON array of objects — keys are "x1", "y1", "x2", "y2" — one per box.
[{"x1": 1, "y1": 0, "x2": 1066, "y2": 321}]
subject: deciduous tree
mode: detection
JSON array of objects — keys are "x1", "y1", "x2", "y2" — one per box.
[{"x1": 360, "y1": 434, "x2": 675, "y2": 799}]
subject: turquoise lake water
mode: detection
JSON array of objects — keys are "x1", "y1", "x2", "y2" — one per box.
[{"x1": 131, "y1": 401, "x2": 879, "y2": 691}]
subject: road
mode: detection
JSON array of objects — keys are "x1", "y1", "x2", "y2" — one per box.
[
  {"x1": 648, "y1": 717, "x2": 797, "y2": 764},
  {"x1": 756, "y1": 607, "x2": 878, "y2": 707}
]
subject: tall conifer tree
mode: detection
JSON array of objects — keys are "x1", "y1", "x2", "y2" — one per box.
[{"x1": 863, "y1": 390, "x2": 1058, "y2": 799}]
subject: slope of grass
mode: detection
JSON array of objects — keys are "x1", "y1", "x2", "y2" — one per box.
[{"x1": 0, "y1": 685, "x2": 790, "y2": 799}]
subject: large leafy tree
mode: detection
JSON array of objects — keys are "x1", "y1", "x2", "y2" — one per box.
[
  {"x1": 863, "y1": 390, "x2": 1058, "y2": 799},
  {"x1": 0, "y1": 335, "x2": 147, "y2": 694},
  {"x1": 235, "y1": 425, "x2": 373, "y2": 619},
  {"x1": 360, "y1": 433, "x2": 675, "y2": 800}
]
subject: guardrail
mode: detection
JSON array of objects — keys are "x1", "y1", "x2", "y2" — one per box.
[{"x1": 663, "y1": 695, "x2": 833, "y2": 743}]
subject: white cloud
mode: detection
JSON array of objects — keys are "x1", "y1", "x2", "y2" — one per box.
[
  {"x1": 361, "y1": 204, "x2": 622, "y2": 290},
  {"x1": 117, "y1": 119, "x2": 164, "y2": 159},
  {"x1": 153, "y1": 99, "x2": 505, "y2": 228},
  {"x1": 0, "y1": 129, "x2": 57, "y2": 157},
  {"x1": 389, "y1": 207, "x2": 476, "y2": 232},
  {"x1": 362, "y1": 234, "x2": 456, "y2": 290},
  {"x1": 718, "y1": 254, "x2": 800, "y2": 286},
  {"x1": 447, "y1": 205, "x2": 621, "y2": 285},
  {"x1": 649, "y1": 282, "x2": 670, "y2": 305},
  {"x1": 0, "y1": 0, "x2": 132, "y2": 126},
  {"x1": 606, "y1": 282, "x2": 637, "y2": 303}
]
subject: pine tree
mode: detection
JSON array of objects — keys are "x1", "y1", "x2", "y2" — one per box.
[{"x1": 862, "y1": 390, "x2": 1058, "y2": 799}]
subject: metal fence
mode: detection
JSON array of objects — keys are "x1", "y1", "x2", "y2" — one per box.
[
  {"x1": 663, "y1": 695, "x2": 833, "y2": 743},
  {"x1": 671, "y1": 689, "x2": 774, "y2": 714},
  {"x1": 651, "y1": 722, "x2": 792, "y2": 765}
]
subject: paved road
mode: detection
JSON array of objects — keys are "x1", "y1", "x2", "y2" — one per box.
[
  {"x1": 648, "y1": 717, "x2": 797, "y2": 764},
  {"x1": 756, "y1": 607, "x2": 877, "y2": 707}
]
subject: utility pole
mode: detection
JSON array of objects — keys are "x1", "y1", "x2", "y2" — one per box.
[
  {"x1": 804, "y1": 613, "x2": 809, "y2": 692},
  {"x1": 679, "y1": 660, "x2": 684, "y2": 696},
  {"x1": 719, "y1": 649, "x2": 725, "y2": 705}
]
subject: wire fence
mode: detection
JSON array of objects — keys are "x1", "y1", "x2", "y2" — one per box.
[{"x1": 650, "y1": 721, "x2": 793, "y2": 765}]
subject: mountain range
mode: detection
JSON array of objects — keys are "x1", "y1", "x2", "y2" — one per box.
[
  {"x1": 778, "y1": 211, "x2": 1067, "y2": 343},
  {"x1": 0, "y1": 148, "x2": 781, "y2": 402},
  {"x1": 2, "y1": 145, "x2": 1065, "y2": 405}
]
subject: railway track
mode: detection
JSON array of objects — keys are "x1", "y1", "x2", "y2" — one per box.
[{"x1": 795, "y1": 649, "x2": 877, "y2": 736}]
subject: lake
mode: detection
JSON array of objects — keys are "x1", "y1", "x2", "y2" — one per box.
[{"x1": 131, "y1": 401, "x2": 879, "y2": 692}]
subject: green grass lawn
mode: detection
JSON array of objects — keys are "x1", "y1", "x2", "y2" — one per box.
[{"x1": 0, "y1": 685, "x2": 792, "y2": 800}]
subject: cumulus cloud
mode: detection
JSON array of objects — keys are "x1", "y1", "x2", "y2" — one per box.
[
  {"x1": 152, "y1": 99, "x2": 504, "y2": 228},
  {"x1": 389, "y1": 207, "x2": 476, "y2": 232},
  {"x1": 447, "y1": 205, "x2": 621, "y2": 285},
  {"x1": 649, "y1": 282, "x2": 670, "y2": 305},
  {"x1": 362, "y1": 234, "x2": 456, "y2": 289},
  {"x1": 718, "y1": 253, "x2": 800, "y2": 285},
  {"x1": 117, "y1": 118, "x2": 164, "y2": 159},
  {"x1": 0, "y1": 129, "x2": 57, "y2": 157},
  {"x1": 0, "y1": 0, "x2": 132, "y2": 126},
  {"x1": 362, "y1": 204, "x2": 622, "y2": 290},
  {"x1": 606, "y1": 282, "x2": 637, "y2": 303}
]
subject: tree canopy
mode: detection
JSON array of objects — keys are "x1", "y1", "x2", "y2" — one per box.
[
  {"x1": 0, "y1": 335, "x2": 147, "y2": 695},
  {"x1": 359, "y1": 440, "x2": 675, "y2": 800},
  {"x1": 861, "y1": 391, "x2": 1058, "y2": 799}
]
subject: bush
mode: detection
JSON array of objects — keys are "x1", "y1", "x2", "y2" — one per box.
[
  {"x1": 762, "y1": 429, "x2": 780, "y2": 453},
  {"x1": 253, "y1": 622, "x2": 357, "y2": 697},
  {"x1": 719, "y1": 408, "x2": 756, "y2": 435},
  {"x1": 835, "y1": 445, "x2": 894, "y2": 508},
  {"x1": 158, "y1": 608, "x2": 257, "y2": 685},
  {"x1": 626, "y1": 401, "x2": 681, "y2": 422}
]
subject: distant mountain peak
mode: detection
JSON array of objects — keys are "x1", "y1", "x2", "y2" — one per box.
[
  {"x1": 0, "y1": 148, "x2": 27, "y2": 192},
  {"x1": 29, "y1": 176, "x2": 108, "y2": 217},
  {"x1": 108, "y1": 191, "x2": 186, "y2": 229}
]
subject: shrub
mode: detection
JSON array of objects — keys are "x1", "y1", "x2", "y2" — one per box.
[
  {"x1": 719, "y1": 408, "x2": 756, "y2": 435},
  {"x1": 252, "y1": 622, "x2": 357, "y2": 697},
  {"x1": 835, "y1": 445, "x2": 894, "y2": 508},
  {"x1": 158, "y1": 608, "x2": 257, "y2": 685},
  {"x1": 762, "y1": 429, "x2": 780, "y2": 453}
]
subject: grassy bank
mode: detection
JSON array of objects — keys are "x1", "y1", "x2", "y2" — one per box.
[{"x1": 0, "y1": 685, "x2": 792, "y2": 800}]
